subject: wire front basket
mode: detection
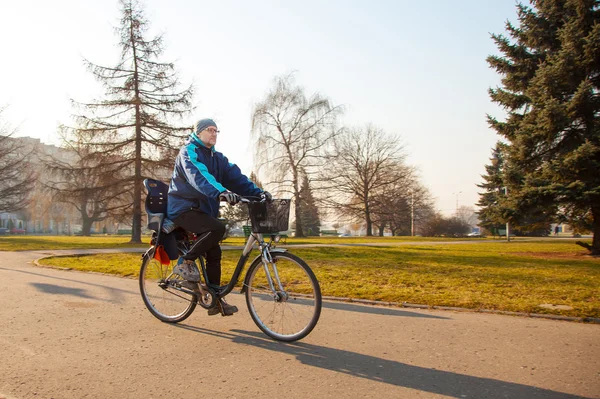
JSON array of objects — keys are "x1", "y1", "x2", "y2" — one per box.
[{"x1": 247, "y1": 199, "x2": 291, "y2": 234}]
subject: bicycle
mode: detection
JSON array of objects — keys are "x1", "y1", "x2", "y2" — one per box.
[{"x1": 139, "y1": 179, "x2": 322, "y2": 342}]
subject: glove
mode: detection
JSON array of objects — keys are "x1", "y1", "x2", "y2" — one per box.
[
  {"x1": 260, "y1": 191, "x2": 273, "y2": 202},
  {"x1": 219, "y1": 191, "x2": 240, "y2": 205}
]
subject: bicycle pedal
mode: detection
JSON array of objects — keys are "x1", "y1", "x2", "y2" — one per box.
[
  {"x1": 177, "y1": 280, "x2": 199, "y2": 291},
  {"x1": 218, "y1": 301, "x2": 238, "y2": 316}
]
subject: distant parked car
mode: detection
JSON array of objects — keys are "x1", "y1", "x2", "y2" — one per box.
[
  {"x1": 467, "y1": 232, "x2": 483, "y2": 238},
  {"x1": 10, "y1": 228, "x2": 26, "y2": 235},
  {"x1": 0, "y1": 227, "x2": 9, "y2": 235},
  {"x1": 338, "y1": 233, "x2": 351, "y2": 237}
]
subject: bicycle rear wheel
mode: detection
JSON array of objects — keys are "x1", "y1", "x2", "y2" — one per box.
[
  {"x1": 139, "y1": 253, "x2": 197, "y2": 323},
  {"x1": 245, "y1": 252, "x2": 322, "y2": 342}
]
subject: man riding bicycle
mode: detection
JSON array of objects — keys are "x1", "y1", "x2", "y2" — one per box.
[{"x1": 167, "y1": 118, "x2": 271, "y2": 316}]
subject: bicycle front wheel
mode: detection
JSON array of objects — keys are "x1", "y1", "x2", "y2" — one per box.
[
  {"x1": 245, "y1": 252, "x2": 322, "y2": 342},
  {"x1": 139, "y1": 254, "x2": 197, "y2": 323}
]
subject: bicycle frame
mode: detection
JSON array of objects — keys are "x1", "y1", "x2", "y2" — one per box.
[
  {"x1": 187, "y1": 232, "x2": 287, "y2": 299},
  {"x1": 143, "y1": 194, "x2": 291, "y2": 302},
  {"x1": 140, "y1": 194, "x2": 321, "y2": 341}
]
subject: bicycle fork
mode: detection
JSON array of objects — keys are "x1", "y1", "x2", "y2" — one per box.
[{"x1": 260, "y1": 247, "x2": 288, "y2": 302}]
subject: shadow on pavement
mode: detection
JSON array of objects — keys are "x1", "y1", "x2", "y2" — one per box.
[
  {"x1": 173, "y1": 325, "x2": 590, "y2": 399},
  {"x1": 30, "y1": 282, "x2": 96, "y2": 299},
  {"x1": 1, "y1": 267, "x2": 133, "y2": 303},
  {"x1": 4, "y1": 267, "x2": 447, "y2": 319},
  {"x1": 322, "y1": 300, "x2": 448, "y2": 319}
]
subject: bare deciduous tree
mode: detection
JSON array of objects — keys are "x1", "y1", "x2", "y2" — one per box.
[
  {"x1": 0, "y1": 108, "x2": 36, "y2": 213},
  {"x1": 372, "y1": 179, "x2": 435, "y2": 236},
  {"x1": 421, "y1": 213, "x2": 471, "y2": 237},
  {"x1": 320, "y1": 125, "x2": 409, "y2": 236},
  {"x1": 43, "y1": 138, "x2": 130, "y2": 236},
  {"x1": 68, "y1": 0, "x2": 193, "y2": 242},
  {"x1": 455, "y1": 205, "x2": 478, "y2": 227},
  {"x1": 251, "y1": 74, "x2": 342, "y2": 237}
]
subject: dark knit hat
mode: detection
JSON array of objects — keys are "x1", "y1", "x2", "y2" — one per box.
[{"x1": 196, "y1": 118, "x2": 217, "y2": 133}]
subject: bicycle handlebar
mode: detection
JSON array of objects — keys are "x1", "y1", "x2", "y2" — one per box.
[
  {"x1": 239, "y1": 196, "x2": 269, "y2": 204},
  {"x1": 219, "y1": 195, "x2": 268, "y2": 205}
]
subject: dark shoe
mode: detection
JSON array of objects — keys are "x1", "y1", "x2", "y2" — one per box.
[
  {"x1": 173, "y1": 259, "x2": 200, "y2": 282},
  {"x1": 207, "y1": 298, "x2": 238, "y2": 316}
]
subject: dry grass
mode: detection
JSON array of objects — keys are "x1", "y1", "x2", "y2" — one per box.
[
  {"x1": 37, "y1": 239, "x2": 600, "y2": 319},
  {"x1": 0, "y1": 235, "x2": 149, "y2": 251}
]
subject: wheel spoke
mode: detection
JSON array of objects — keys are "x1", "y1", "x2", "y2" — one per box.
[
  {"x1": 139, "y1": 256, "x2": 197, "y2": 323},
  {"x1": 245, "y1": 252, "x2": 321, "y2": 341}
]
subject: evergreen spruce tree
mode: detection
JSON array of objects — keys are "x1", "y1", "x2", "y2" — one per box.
[
  {"x1": 487, "y1": 0, "x2": 600, "y2": 252},
  {"x1": 477, "y1": 142, "x2": 554, "y2": 236},
  {"x1": 68, "y1": 0, "x2": 193, "y2": 243},
  {"x1": 477, "y1": 142, "x2": 514, "y2": 234},
  {"x1": 299, "y1": 173, "x2": 320, "y2": 236}
]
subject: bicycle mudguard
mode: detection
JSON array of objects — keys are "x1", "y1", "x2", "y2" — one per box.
[
  {"x1": 142, "y1": 246, "x2": 155, "y2": 260},
  {"x1": 268, "y1": 248, "x2": 288, "y2": 253}
]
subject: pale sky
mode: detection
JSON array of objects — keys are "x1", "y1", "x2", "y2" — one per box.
[{"x1": 0, "y1": 0, "x2": 518, "y2": 215}]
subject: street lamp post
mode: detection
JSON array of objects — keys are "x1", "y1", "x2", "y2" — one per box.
[{"x1": 453, "y1": 191, "x2": 462, "y2": 213}]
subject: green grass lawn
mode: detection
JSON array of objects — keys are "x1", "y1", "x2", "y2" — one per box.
[
  {"x1": 0, "y1": 235, "x2": 150, "y2": 251},
  {"x1": 0, "y1": 234, "x2": 479, "y2": 251},
  {"x1": 222, "y1": 235, "x2": 486, "y2": 246},
  {"x1": 36, "y1": 238, "x2": 600, "y2": 319}
]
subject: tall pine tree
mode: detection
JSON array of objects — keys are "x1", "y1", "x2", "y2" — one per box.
[
  {"x1": 487, "y1": 0, "x2": 600, "y2": 252},
  {"x1": 477, "y1": 143, "x2": 508, "y2": 234},
  {"x1": 68, "y1": 0, "x2": 193, "y2": 243},
  {"x1": 477, "y1": 142, "x2": 554, "y2": 235},
  {"x1": 299, "y1": 173, "x2": 320, "y2": 236}
]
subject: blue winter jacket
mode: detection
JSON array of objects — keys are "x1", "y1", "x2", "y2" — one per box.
[{"x1": 167, "y1": 133, "x2": 263, "y2": 220}]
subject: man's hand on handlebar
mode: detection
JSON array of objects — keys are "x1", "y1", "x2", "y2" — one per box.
[
  {"x1": 220, "y1": 191, "x2": 272, "y2": 205},
  {"x1": 260, "y1": 191, "x2": 273, "y2": 203},
  {"x1": 219, "y1": 191, "x2": 241, "y2": 205}
]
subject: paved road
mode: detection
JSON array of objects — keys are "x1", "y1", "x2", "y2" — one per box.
[{"x1": 1, "y1": 250, "x2": 599, "y2": 399}]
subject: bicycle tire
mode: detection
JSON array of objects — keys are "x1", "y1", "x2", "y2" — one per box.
[
  {"x1": 245, "y1": 251, "x2": 322, "y2": 342},
  {"x1": 139, "y1": 253, "x2": 197, "y2": 323}
]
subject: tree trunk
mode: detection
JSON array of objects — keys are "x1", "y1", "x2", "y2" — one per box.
[
  {"x1": 130, "y1": 109, "x2": 143, "y2": 243},
  {"x1": 378, "y1": 224, "x2": 385, "y2": 236},
  {"x1": 364, "y1": 195, "x2": 372, "y2": 236},
  {"x1": 132, "y1": 180, "x2": 142, "y2": 243},
  {"x1": 130, "y1": 39, "x2": 142, "y2": 244},
  {"x1": 591, "y1": 204, "x2": 600, "y2": 256},
  {"x1": 293, "y1": 168, "x2": 304, "y2": 238},
  {"x1": 81, "y1": 216, "x2": 93, "y2": 236},
  {"x1": 131, "y1": 121, "x2": 143, "y2": 243}
]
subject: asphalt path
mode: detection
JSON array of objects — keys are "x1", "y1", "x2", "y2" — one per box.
[{"x1": 1, "y1": 249, "x2": 598, "y2": 399}]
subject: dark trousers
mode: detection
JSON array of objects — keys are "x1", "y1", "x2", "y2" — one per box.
[{"x1": 173, "y1": 210, "x2": 226, "y2": 285}]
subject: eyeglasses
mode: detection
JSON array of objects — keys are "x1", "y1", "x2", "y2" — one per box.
[{"x1": 205, "y1": 128, "x2": 220, "y2": 135}]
